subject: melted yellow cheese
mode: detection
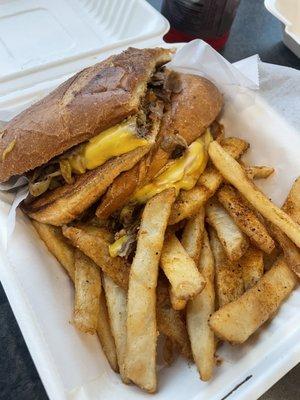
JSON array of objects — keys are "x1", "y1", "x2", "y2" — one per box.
[
  {"x1": 108, "y1": 235, "x2": 128, "y2": 258},
  {"x1": 67, "y1": 118, "x2": 148, "y2": 174},
  {"x1": 131, "y1": 129, "x2": 212, "y2": 204}
]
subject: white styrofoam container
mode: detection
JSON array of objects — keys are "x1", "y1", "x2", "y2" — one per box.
[
  {"x1": 265, "y1": 0, "x2": 300, "y2": 58},
  {"x1": 0, "y1": 2, "x2": 299, "y2": 400}
]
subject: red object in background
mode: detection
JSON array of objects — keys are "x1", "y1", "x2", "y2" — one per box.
[{"x1": 161, "y1": 0, "x2": 240, "y2": 51}]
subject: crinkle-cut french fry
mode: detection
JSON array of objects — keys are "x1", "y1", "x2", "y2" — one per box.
[
  {"x1": 169, "y1": 137, "x2": 249, "y2": 225},
  {"x1": 218, "y1": 185, "x2": 275, "y2": 254},
  {"x1": 238, "y1": 246, "x2": 264, "y2": 290},
  {"x1": 209, "y1": 141, "x2": 300, "y2": 248},
  {"x1": 125, "y1": 189, "x2": 175, "y2": 393},
  {"x1": 103, "y1": 274, "x2": 129, "y2": 383},
  {"x1": 244, "y1": 165, "x2": 274, "y2": 180},
  {"x1": 206, "y1": 199, "x2": 248, "y2": 262},
  {"x1": 62, "y1": 225, "x2": 129, "y2": 289},
  {"x1": 209, "y1": 257, "x2": 297, "y2": 344},
  {"x1": 187, "y1": 230, "x2": 215, "y2": 381},
  {"x1": 32, "y1": 220, "x2": 75, "y2": 281},
  {"x1": 282, "y1": 177, "x2": 300, "y2": 225},
  {"x1": 209, "y1": 227, "x2": 244, "y2": 308},
  {"x1": 161, "y1": 232, "x2": 205, "y2": 300},
  {"x1": 74, "y1": 250, "x2": 101, "y2": 334}
]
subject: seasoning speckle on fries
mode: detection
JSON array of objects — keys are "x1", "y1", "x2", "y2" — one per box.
[{"x1": 2, "y1": 46, "x2": 299, "y2": 393}]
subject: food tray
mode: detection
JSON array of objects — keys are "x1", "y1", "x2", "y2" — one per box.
[{"x1": 0, "y1": 1, "x2": 300, "y2": 400}]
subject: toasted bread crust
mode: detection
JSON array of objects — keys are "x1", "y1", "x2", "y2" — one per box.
[
  {"x1": 96, "y1": 74, "x2": 223, "y2": 219},
  {"x1": 0, "y1": 47, "x2": 172, "y2": 182},
  {"x1": 24, "y1": 145, "x2": 151, "y2": 226}
]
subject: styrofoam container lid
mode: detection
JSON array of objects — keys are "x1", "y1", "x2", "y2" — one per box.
[
  {"x1": 0, "y1": 0, "x2": 169, "y2": 100},
  {"x1": 265, "y1": 0, "x2": 300, "y2": 58}
]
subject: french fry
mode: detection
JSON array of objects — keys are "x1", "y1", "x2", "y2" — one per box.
[
  {"x1": 186, "y1": 230, "x2": 215, "y2": 381},
  {"x1": 244, "y1": 165, "x2": 274, "y2": 180},
  {"x1": 209, "y1": 141, "x2": 300, "y2": 248},
  {"x1": 181, "y1": 207, "x2": 205, "y2": 264},
  {"x1": 125, "y1": 189, "x2": 175, "y2": 393},
  {"x1": 282, "y1": 177, "x2": 300, "y2": 225},
  {"x1": 32, "y1": 220, "x2": 75, "y2": 281},
  {"x1": 209, "y1": 257, "x2": 297, "y2": 344},
  {"x1": 206, "y1": 199, "x2": 249, "y2": 261},
  {"x1": 270, "y1": 224, "x2": 300, "y2": 278},
  {"x1": 209, "y1": 227, "x2": 243, "y2": 307},
  {"x1": 62, "y1": 225, "x2": 129, "y2": 289},
  {"x1": 161, "y1": 232, "x2": 205, "y2": 300},
  {"x1": 162, "y1": 337, "x2": 176, "y2": 366},
  {"x1": 103, "y1": 274, "x2": 129, "y2": 383},
  {"x1": 33, "y1": 221, "x2": 118, "y2": 371},
  {"x1": 169, "y1": 208, "x2": 205, "y2": 310},
  {"x1": 169, "y1": 289, "x2": 187, "y2": 310},
  {"x1": 169, "y1": 137, "x2": 249, "y2": 224},
  {"x1": 97, "y1": 289, "x2": 119, "y2": 372},
  {"x1": 156, "y1": 278, "x2": 192, "y2": 360},
  {"x1": 62, "y1": 222, "x2": 190, "y2": 357},
  {"x1": 74, "y1": 250, "x2": 101, "y2": 334},
  {"x1": 238, "y1": 246, "x2": 264, "y2": 290},
  {"x1": 218, "y1": 185, "x2": 275, "y2": 254}
]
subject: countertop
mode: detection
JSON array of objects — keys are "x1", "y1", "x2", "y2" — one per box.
[{"x1": 0, "y1": 0, "x2": 299, "y2": 399}]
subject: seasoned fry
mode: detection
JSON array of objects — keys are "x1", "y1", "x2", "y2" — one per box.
[
  {"x1": 62, "y1": 221, "x2": 190, "y2": 356},
  {"x1": 169, "y1": 137, "x2": 249, "y2": 224},
  {"x1": 187, "y1": 230, "x2": 215, "y2": 381},
  {"x1": 270, "y1": 224, "x2": 300, "y2": 278},
  {"x1": 156, "y1": 278, "x2": 192, "y2": 360},
  {"x1": 282, "y1": 177, "x2": 300, "y2": 225},
  {"x1": 239, "y1": 246, "x2": 264, "y2": 290},
  {"x1": 103, "y1": 274, "x2": 129, "y2": 383},
  {"x1": 125, "y1": 189, "x2": 175, "y2": 393},
  {"x1": 62, "y1": 225, "x2": 129, "y2": 289},
  {"x1": 32, "y1": 220, "x2": 75, "y2": 281},
  {"x1": 181, "y1": 207, "x2": 205, "y2": 264},
  {"x1": 74, "y1": 250, "x2": 101, "y2": 334},
  {"x1": 209, "y1": 141, "x2": 300, "y2": 248},
  {"x1": 33, "y1": 221, "x2": 118, "y2": 371},
  {"x1": 206, "y1": 199, "x2": 248, "y2": 261},
  {"x1": 209, "y1": 228, "x2": 243, "y2": 307},
  {"x1": 218, "y1": 185, "x2": 275, "y2": 254},
  {"x1": 161, "y1": 233, "x2": 205, "y2": 300},
  {"x1": 209, "y1": 257, "x2": 297, "y2": 344},
  {"x1": 169, "y1": 289, "x2": 187, "y2": 310},
  {"x1": 162, "y1": 337, "x2": 176, "y2": 366},
  {"x1": 97, "y1": 289, "x2": 119, "y2": 372},
  {"x1": 244, "y1": 165, "x2": 274, "y2": 180}
]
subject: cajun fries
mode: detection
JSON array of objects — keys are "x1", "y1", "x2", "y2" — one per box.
[
  {"x1": 161, "y1": 232, "x2": 205, "y2": 301},
  {"x1": 206, "y1": 199, "x2": 248, "y2": 261},
  {"x1": 125, "y1": 189, "x2": 175, "y2": 392},
  {"x1": 74, "y1": 250, "x2": 101, "y2": 334},
  {"x1": 209, "y1": 227, "x2": 244, "y2": 307},
  {"x1": 218, "y1": 185, "x2": 275, "y2": 254},
  {"x1": 209, "y1": 141, "x2": 300, "y2": 247},
  {"x1": 209, "y1": 257, "x2": 297, "y2": 344},
  {"x1": 32, "y1": 118, "x2": 299, "y2": 393},
  {"x1": 187, "y1": 230, "x2": 215, "y2": 381}
]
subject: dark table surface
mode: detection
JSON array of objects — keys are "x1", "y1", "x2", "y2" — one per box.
[{"x1": 0, "y1": 1, "x2": 299, "y2": 399}]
